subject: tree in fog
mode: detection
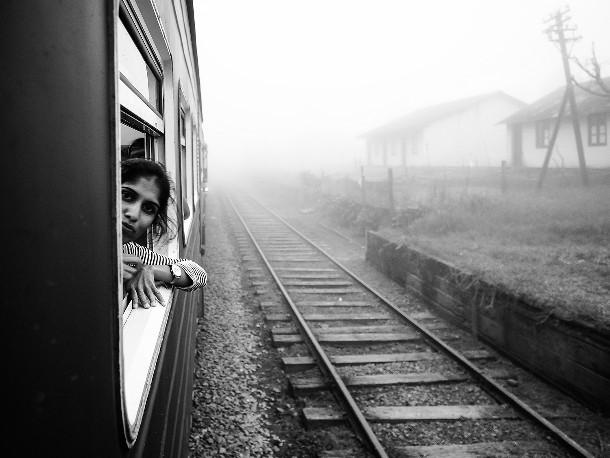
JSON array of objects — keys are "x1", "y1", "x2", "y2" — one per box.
[{"x1": 572, "y1": 46, "x2": 610, "y2": 97}]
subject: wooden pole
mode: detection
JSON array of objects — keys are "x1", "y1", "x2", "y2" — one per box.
[
  {"x1": 552, "y1": 10, "x2": 589, "y2": 186},
  {"x1": 537, "y1": 88, "x2": 569, "y2": 190},
  {"x1": 501, "y1": 160, "x2": 507, "y2": 194}
]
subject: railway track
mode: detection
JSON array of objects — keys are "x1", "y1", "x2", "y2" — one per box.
[{"x1": 225, "y1": 192, "x2": 595, "y2": 458}]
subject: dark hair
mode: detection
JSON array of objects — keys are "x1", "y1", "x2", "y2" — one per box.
[
  {"x1": 121, "y1": 158, "x2": 176, "y2": 240},
  {"x1": 128, "y1": 138, "x2": 145, "y2": 159}
]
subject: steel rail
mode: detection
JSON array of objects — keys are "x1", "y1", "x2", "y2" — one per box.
[
  {"x1": 247, "y1": 195, "x2": 594, "y2": 458},
  {"x1": 226, "y1": 195, "x2": 389, "y2": 458}
]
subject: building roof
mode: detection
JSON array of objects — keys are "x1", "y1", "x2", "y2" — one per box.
[
  {"x1": 504, "y1": 77, "x2": 610, "y2": 124},
  {"x1": 362, "y1": 91, "x2": 524, "y2": 139}
]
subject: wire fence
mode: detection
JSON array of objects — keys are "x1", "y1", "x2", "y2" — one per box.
[{"x1": 318, "y1": 165, "x2": 610, "y2": 211}]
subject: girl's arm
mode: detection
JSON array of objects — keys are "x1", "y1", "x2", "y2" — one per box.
[
  {"x1": 150, "y1": 264, "x2": 192, "y2": 288},
  {"x1": 123, "y1": 242, "x2": 207, "y2": 291}
]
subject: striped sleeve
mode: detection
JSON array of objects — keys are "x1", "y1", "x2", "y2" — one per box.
[{"x1": 122, "y1": 242, "x2": 207, "y2": 291}]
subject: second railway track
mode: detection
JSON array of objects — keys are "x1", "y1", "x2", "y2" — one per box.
[{"x1": 224, "y1": 191, "x2": 598, "y2": 458}]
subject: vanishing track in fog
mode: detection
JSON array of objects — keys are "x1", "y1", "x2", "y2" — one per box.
[{"x1": 222, "y1": 190, "x2": 596, "y2": 458}]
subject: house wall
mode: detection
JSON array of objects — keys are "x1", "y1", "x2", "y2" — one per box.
[
  {"x1": 386, "y1": 137, "x2": 405, "y2": 167},
  {"x1": 416, "y1": 97, "x2": 519, "y2": 167},
  {"x1": 520, "y1": 117, "x2": 610, "y2": 168},
  {"x1": 366, "y1": 95, "x2": 522, "y2": 167}
]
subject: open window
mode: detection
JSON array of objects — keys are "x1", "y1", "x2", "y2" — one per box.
[
  {"x1": 191, "y1": 122, "x2": 198, "y2": 211},
  {"x1": 117, "y1": 1, "x2": 174, "y2": 445},
  {"x1": 202, "y1": 141, "x2": 208, "y2": 186},
  {"x1": 193, "y1": 129, "x2": 201, "y2": 207},
  {"x1": 177, "y1": 95, "x2": 192, "y2": 244}
]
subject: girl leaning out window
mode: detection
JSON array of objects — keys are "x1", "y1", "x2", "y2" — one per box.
[{"x1": 120, "y1": 158, "x2": 206, "y2": 308}]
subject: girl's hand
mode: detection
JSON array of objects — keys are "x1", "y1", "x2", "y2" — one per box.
[
  {"x1": 122, "y1": 254, "x2": 143, "y2": 282},
  {"x1": 122, "y1": 255, "x2": 166, "y2": 308}
]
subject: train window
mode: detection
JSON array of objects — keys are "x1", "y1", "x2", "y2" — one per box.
[
  {"x1": 192, "y1": 123, "x2": 197, "y2": 210},
  {"x1": 119, "y1": 117, "x2": 161, "y2": 251},
  {"x1": 193, "y1": 130, "x2": 200, "y2": 208},
  {"x1": 117, "y1": 1, "x2": 174, "y2": 445},
  {"x1": 178, "y1": 106, "x2": 192, "y2": 242},
  {"x1": 120, "y1": 122, "x2": 152, "y2": 161},
  {"x1": 117, "y1": 8, "x2": 163, "y2": 134},
  {"x1": 118, "y1": 19, "x2": 161, "y2": 113},
  {"x1": 119, "y1": 114, "x2": 173, "y2": 442},
  {"x1": 202, "y1": 142, "x2": 208, "y2": 184}
]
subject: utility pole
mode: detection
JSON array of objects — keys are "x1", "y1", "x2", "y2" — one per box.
[
  {"x1": 543, "y1": 8, "x2": 588, "y2": 187},
  {"x1": 537, "y1": 89, "x2": 569, "y2": 189}
]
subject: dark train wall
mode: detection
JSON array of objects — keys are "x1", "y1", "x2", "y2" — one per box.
[
  {"x1": 4, "y1": 1, "x2": 205, "y2": 456},
  {"x1": 4, "y1": 0, "x2": 122, "y2": 455}
]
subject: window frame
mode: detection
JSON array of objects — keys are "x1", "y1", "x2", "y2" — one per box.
[
  {"x1": 194, "y1": 129, "x2": 201, "y2": 206},
  {"x1": 191, "y1": 121, "x2": 197, "y2": 211},
  {"x1": 116, "y1": 0, "x2": 176, "y2": 447},
  {"x1": 588, "y1": 113, "x2": 607, "y2": 146},
  {"x1": 202, "y1": 141, "x2": 208, "y2": 185},
  {"x1": 177, "y1": 88, "x2": 192, "y2": 247},
  {"x1": 119, "y1": 3, "x2": 163, "y2": 112}
]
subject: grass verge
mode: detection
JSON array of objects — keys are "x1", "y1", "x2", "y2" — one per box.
[{"x1": 390, "y1": 186, "x2": 610, "y2": 331}]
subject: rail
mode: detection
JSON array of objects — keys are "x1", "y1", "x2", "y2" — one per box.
[
  {"x1": 228, "y1": 191, "x2": 594, "y2": 458},
  {"x1": 226, "y1": 194, "x2": 389, "y2": 458}
]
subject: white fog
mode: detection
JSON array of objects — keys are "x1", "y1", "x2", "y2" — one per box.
[{"x1": 194, "y1": 0, "x2": 610, "y2": 178}]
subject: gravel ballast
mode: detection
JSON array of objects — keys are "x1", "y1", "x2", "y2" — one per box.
[
  {"x1": 190, "y1": 189, "x2": 610, "y2": 457},
  {"x1": 189, "y1": 192, "x2": 363, "y2": 457},
  {"x1": 190, "y1": 193, "x2": 278, "y2": 456}
]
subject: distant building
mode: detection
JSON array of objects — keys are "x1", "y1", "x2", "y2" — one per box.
[
  {"x1": 505, "y1": 78, "x2": 610, "y2": 168},
  {"x1": 361, "y1": 92, "x2": 525, "y2": 167}
]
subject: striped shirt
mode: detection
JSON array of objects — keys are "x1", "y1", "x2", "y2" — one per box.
[{"x1": 122, "y1": 242, "x2": 207, "y2": 292}]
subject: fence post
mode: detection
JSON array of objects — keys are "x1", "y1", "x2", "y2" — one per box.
[
  {"x1": 388, "y1": 167, "x2": 395, "y2": 212},
  {"x1": 360, "y1": 165, "x2": 366, "y2": 205},
  {"x1": 501, "y1": 160, "x2": 507, "y2": 194}
]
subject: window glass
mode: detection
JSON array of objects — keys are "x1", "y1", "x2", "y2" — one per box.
[
  {"x1": 190, "y1": 123, "x2": 196, "y2": 210},
  {"x1": 194, "y1": 131, "x2": 201, "y2": 206},
  {"x1": 121, "y1": 123, "x2": 147, "y2": 160},
  {"x1": 179, "y1": 109, "x2": 191, "y2": 239},
  {"x1": 118, "y1": 19, "x2": 161, "y2": 111},
  {"x1": 180, "y1": 111, "x2": 187, "y2": 147},
  {"x1": 202, "y1": 143, "x2": 208, "y2": 184},
  {"x1": 588, "y1": 113, "x2": 607, "y2": 146}
]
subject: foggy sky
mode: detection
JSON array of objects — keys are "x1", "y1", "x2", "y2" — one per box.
[{"x1": 194, "y1": 0, "x2": 610, "y2": 177}]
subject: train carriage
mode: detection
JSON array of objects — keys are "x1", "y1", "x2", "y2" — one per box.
[{"x1": 5, "y1": 1, "x2": 207, "y2": 456}]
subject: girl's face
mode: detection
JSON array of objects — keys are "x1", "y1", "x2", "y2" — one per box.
[{"x1": 121, "y1": 177, "x2": 161, "y2": 243}]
